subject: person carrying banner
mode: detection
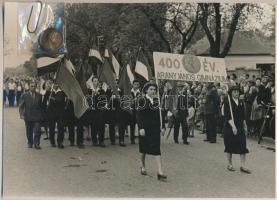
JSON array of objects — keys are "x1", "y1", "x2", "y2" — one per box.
[
  {"x1": 19, "y1": 81, "x2": 43, "y2": 149},
  {"x1": 137, "y1": 82, "x2": 167, "y2": 181},
  {"x1": 223, "y1": 85, "x2": 250, "y2": 174}
]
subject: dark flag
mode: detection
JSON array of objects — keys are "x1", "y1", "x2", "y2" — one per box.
[
  {"x1": 56, "y1": 59, "x2": 89, "y2": 118},
  {"x1": 98, "y1": 58, "x2": 119, "y2": 95},
  {"x1": 75, "y1": 62, "x2": 89, "y2": 95},
  {"x1": 134, "y1": 50, "x2": 152, "y2": 88},
  {"x1": 118, "y1": 63, "x2": 134, "y2": 96}
]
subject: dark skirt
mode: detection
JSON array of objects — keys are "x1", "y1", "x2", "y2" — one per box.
[
  {"x1": 139, "y1": 127, "x2": 161, "y2": 156},
  {"x1": 223, "y1": 123, "x2": 249, "y2": 154}
]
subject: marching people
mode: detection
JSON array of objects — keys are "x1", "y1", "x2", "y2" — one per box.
[
  {"x1": 223, "y1": 85, "x2": 251, "y2": 174},
  {"x1": 65, "y1": 99, "x2": 85, "y2": 148},
  {"x1": 187, "y1": 101, "x2": 195, "y2": 138},
  {"x1": 41, "y1": 80, "x2": 51, "y2": 140},
  {"x1": 19, "y1": 81, "x2": 43, "y2": 149},
  {"x1": 47, "y1": 83, "x2": 67, "y2": 149},
  {"x1": 137, "y1": 82, "x2": 167, "y2": 181},
  {"x1": 106, "y1": 86, "x2": 119, "y2": 145},
  {"x1": 8, "y1": 78, "x2": 16, "y2": 107},
  {"x1": 87, "y1": 76, "x2": 106, "y2": 147},
  {"x1": 173, "y1": 81, "x2": 190, "y2": 145},
  {"x1": 204, "y1": 83, "x2": 220, "y2": 143},
  {"x1": 16, "y1": 80, "x2": 23, "y2": 106},
  {"x1": 130, "y1": 79, "x2": 141, "y2": 144}
]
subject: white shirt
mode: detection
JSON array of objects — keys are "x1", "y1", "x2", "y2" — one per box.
[
  {"x1": 187, "y1": 107, "x2": 195, "y2": 121},
  {"x1": 131, "y1": 88, "x2": 140, "y2": 97},
  {"x1": 17, "y1": 85, "x2": 22, "y2": 92},
  {"x1": 232, "y1": 98, "x2": 239, "y2": 106},
  {"x1": 146, "y1": 94, "x2": 154, "y2": 104},
  {"x1": 8, "y1": 82, "x2": 16, "y2": 90}
]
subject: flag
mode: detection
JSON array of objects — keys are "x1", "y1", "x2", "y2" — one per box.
[
  {"x1": 56, "y1": 59, "x2": 89, "y2": 118},
  {"x1": 135, "y1": 50, "x2": 152, "y2": 87},
  {"x1": 104, "y1": 48, "x2": 121, "y2": 78},
  {"x1": 118, "y1": 63, "x2": 134, "y2": 96},
  {"x1": 98, "y1": 58, "x2": 119, "y2": 95},
  {"x1": 75, "y1": 61, "x2": 89, "y2": 95},
  {"x1": 88, "y1": 44, "x2": 103, "y2": 63},
  {"x1": 36, "y1": 55, "x2": 63, "y2": 76}
]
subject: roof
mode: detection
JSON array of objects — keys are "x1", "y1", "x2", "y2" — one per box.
[{"x1": 192, "y1": 31, "x2": 273, "y2": 56}]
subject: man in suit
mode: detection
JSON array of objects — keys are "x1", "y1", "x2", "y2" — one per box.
[
  {"x1": 19, "y1": 81, "x2": 43, "y2": 149},
  {"x1": 173, "y1": 81, "x2": 190, "y2": 145},
  {"x1": 130, "y1": 79, "x2": 141, "y2": 144},
  {"x1": 204, "y1": 83, "x2": 220, "y2": 143},
  {"x1": 65, "y1": 99, "x2": 85, "y2": 148},
  {"x1": 87, "y1": 76, "x2": 106, "y2": 147},
  {"x1": 47, "y1": 83, "x2": 67, "y2": 149}
]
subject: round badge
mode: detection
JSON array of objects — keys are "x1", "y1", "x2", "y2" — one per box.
[
  {"x1": 182, "y1": 55, "x2": 201, "y2": 74},
  {"x1": 39, "y1": 27, "x2": 63, "y2": 53}
]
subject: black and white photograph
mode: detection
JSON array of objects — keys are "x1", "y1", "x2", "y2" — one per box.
[{"x1": 2, "y1": 0, "x2": 276, "y2": 199}]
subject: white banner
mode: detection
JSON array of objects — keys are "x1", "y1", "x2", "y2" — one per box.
[{"x1": 153, "y1": 52, "x2": 227, "y2": 83}]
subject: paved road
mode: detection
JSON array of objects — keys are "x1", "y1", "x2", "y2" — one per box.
[{"x1": 3, "y1": 107, "x2": 276, "y2": 199}]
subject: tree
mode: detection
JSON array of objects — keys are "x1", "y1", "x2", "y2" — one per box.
[
  {"x1": 198, "y1": 3, "x2": 263, "y2": 57},
  {"x1": 138, "y1": 3, "x2": 201, "y2": 54}
]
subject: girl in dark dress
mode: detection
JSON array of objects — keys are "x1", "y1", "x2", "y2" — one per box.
[
  {"x1": 137, "y1": 82, "x2": 167, "y2": 181},
  {"x1": 223, "y1": 85, "x2": 251, "y2": 174}
]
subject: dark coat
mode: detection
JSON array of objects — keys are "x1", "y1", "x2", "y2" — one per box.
[
  {"x1": 223, "y1": 96, "x2": 249, "y2": 154},
  {"x1": 131, "y1": 89, "x2": 141, "y2": 121},
  {"x1": 19, "y1": 91, "x2": 43, "y2": 122},
  {"x1": 174, "y1": 94, "x2": 188, "y2": 120},
  {"x1": 204, "y1": 88, "x2": 220, "y2": 115},
  {"x1": 46, "y1": 90, "x2": 66, "y2": 120},
  {"x1": 137, "y1": 96, "x2": 161, "y2": 155}
]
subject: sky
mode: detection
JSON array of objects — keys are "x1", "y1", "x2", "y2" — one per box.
[{"x1": 3, "y1": 2, "x2": 275, "y2": 69}]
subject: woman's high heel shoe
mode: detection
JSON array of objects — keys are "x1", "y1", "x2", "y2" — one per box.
[
  {"x1": 157, "y1": 173, "x2": 167, "y2": 181},
  {"x1": 140, "y1": 167, "x2": 147, "y2": 175}
]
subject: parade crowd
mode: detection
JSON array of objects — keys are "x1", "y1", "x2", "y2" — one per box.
[
  {"x1": 3, "y1": 72, "x2": 275, "y2": 149},
  {"x1": 3, "y1": 71, "x2": 275, "y2": 178}
]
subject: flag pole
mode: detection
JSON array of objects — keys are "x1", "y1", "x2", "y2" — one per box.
[{"x1": 47, "y1": 57, "x2": 63, "y2": 108}]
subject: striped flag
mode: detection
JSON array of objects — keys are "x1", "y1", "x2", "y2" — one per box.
[
  {"x1": 99, "y1": 58, "x2": 119, "y2": 95},
  {"x1": 118, "y1": 63, "x2": 134, "y2": 96},
  {"x1": 56, "y1": 59, "x2": 89, "y2": 118},
  {"x1": 135, "y1": 50, "x2": 152, "y2": 88},
  {"x1": 104, "y1": 48, "x2": 121, "y2": 78},
  {"x1": 88, "y1": 44, "x2": 103, "y2": 63},
  {"x1": 36, "y1": 55, "x2": 63, "y2": 76}
]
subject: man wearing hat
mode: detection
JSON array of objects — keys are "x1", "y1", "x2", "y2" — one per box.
[
  {"x1": 204, "y1": 83, "x2": 220, "y2": 143},
  {"x1": 173, "y1": 81, "x2": 190, "y2": 145}
]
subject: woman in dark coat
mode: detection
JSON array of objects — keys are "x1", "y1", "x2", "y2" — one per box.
[
  {"x1": 223, "y1": 85, "x2": 251, "y2": 174},
  {"x1": 137, "y1": 82, "x2": 167, "y2": 181}
]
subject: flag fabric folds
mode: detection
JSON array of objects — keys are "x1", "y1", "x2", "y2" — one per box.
[
  {"x1": 98, "y1": 58, "x2": 119, "y2": 95},
  {"x1": 36, "y1": 56, "x2": 63, "y2": 76},
  {"x1": 89, "y1": 44, "x2": 103, "y2": 64},
  {"x1": 104, "y1": 48, "x2": 121, "y2": 78},
  {"x1": 135, "y1": 50, "x2": 152, "y2": 87},
  {"x1": 118, "y1": 63, "x2": 134, "y2": 96},
  {"x1": 56, "y1": 59, "x2": 89, "y2": 118}
]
